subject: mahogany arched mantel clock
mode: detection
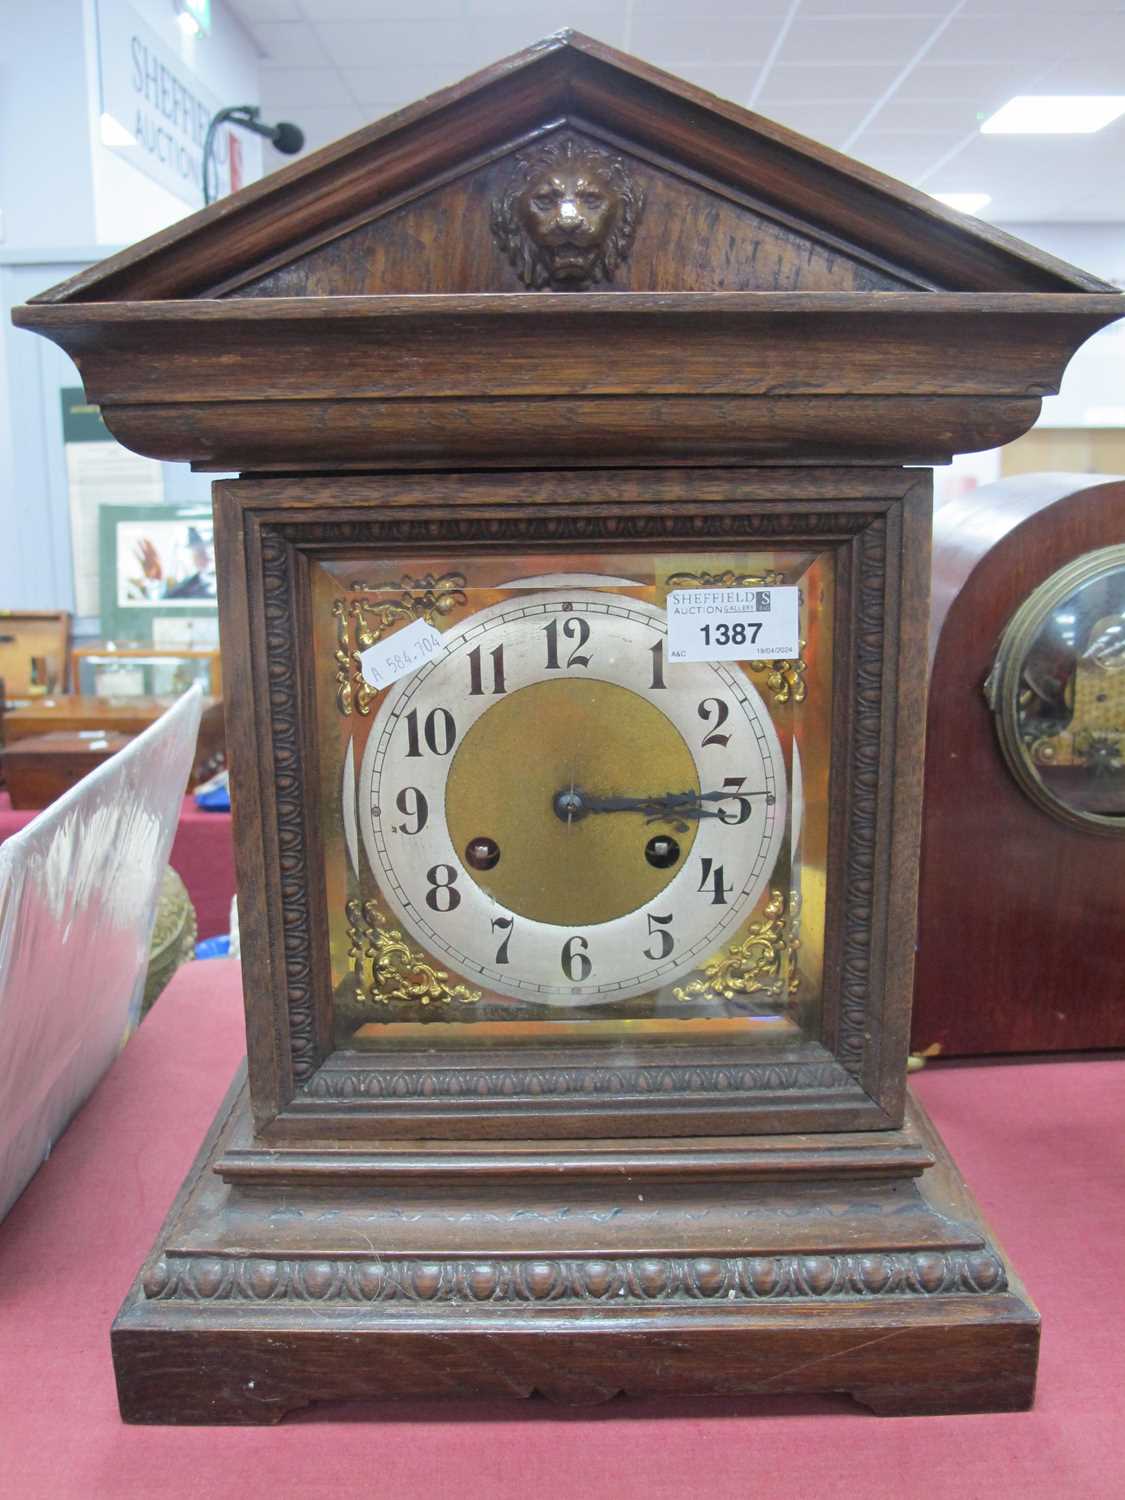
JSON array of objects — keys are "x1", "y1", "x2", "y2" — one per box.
[{"x1": 15, "y1": 33, "x2": 1122, "y2": 1423}]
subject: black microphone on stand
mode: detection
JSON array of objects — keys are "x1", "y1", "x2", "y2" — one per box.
[{"x1": 202, "y1": 106, "x2": 305, "y2": 205}]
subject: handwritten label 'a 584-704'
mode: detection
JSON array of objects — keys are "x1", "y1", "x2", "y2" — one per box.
[{"x1": 358, "y1": 618, "x2": 445, "y2": 690}]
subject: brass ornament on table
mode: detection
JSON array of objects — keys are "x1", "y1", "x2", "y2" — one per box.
[
  {"x1": 672, "y1": 889, "x2": 788, "y2": 1004},
  {"x1": 490, "y1": 134, "x2": 645, "y2": 291},
  {"x1": 346, "y1": 898, "x2": 481, "y2": 1008},
  {"x1": 332, "y1": 573, "x2": 468, "y2": 717}
]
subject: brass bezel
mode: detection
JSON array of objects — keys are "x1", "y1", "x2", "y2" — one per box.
[{"x1": 986, "y1": 542, "x2": 1125, "y2": 837}]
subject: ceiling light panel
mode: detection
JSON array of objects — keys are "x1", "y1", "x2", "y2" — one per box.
[
  {"x1": 259, "y1": 68, "x2": 350, "y2": 109},
  {"x1": 756, "y1": 63, "x2": 904, "y2": 105},
  {"x1": 932, "y1": 192, "x2": 993, "y2": 214},
  {"x1": 341, "y1": 62, "x2": 475, "y2": 106},
  {"x1": 244, "y1": 21, "x2": 332, "y2": 66},
  {"x1": 232, "y1": 1, "x2": 300, "y2": 17},
  {"x1": 922, "y1": 12, "x2": 1090, "y2": 66},
  {"x1": 980, "y1": 95, "x2": 1125, "y2": 133},
  {"x1": 776, "y1": 13, "x2": 939, "y2": 65},
  {"x1": 799, "y1": 0, "x2": 963, "y2": 13},
  {"x1": 630, "y1": 12, "x2": 784, "y2": 64},
  {"x1": 671, "y1": 64, "x2": 767, "y2": 102},
  {"x1": 761, "y1": 99, "x2": 874, "y2": 144}
]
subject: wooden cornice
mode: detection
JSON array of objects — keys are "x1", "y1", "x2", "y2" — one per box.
[{"x1": 14, "y1": 290, "x2": 1122, "y2": 470}]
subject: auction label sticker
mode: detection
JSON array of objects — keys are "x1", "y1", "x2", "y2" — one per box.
[
  {"x1": 359, "y1": 618, "x2": 445, "y2": 689},
  {"x1": 667, "y1": 587, "x2": 800, "y2": 662}
]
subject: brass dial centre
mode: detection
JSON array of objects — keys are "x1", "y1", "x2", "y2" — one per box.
[{"x1": 445, "y1": 678, "x2": 700, "y2": 926}]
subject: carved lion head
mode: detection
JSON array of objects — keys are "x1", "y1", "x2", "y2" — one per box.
[{"x1": 490, "y1": 136, "x2": 645, "y2": 291}]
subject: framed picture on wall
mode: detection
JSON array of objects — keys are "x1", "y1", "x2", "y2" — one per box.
[{"x1": 97, "y1": 505, "x2": 218, "y2": 643}]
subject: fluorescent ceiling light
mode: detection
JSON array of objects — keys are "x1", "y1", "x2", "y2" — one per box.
[
  {"x1": 980, "y1": 96, "x2": 1125, "y2": 134},
  {"x1": 100, "y1": 112, "x2": 137, "y2": 147},
  {"x1": 180, "y1": 0, "x2": 211, "y2": 34},
  {"x1": 932, "y1": 192, "x2": 991, "y2": 215}
]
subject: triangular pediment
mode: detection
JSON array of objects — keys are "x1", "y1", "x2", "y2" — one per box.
[
  {"x1": 230, "y1": 124, "x2": 918, "y2": 300},
  {"x1": 32, "y1": 31, "x2": 1112, "y2": 304}
]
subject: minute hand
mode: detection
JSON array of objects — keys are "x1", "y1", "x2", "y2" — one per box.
[{"x1": 581, "y1": 789, "x2": 770, "y2": 827}]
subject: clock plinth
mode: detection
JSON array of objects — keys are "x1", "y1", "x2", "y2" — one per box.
[{"x1": 112, "y1": 1072, "x2": 1037, "y2": 1424}]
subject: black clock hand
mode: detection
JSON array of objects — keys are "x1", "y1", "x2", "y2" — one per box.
[
  {"x1": 586, "y1": 790, "x2": 722, "y2": 820},
  {"x1": 552, "y1": 787, "x2": 772, "y2": 831}
]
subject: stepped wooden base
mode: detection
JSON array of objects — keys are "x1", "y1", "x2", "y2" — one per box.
[{"x1": 113, "y1": 1070, "x2": 1038, "y2": 1424}]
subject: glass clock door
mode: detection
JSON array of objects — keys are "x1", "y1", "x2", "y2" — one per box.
[{"x1": 310, "y1": 547, "x2": 833, "y2": 1057}]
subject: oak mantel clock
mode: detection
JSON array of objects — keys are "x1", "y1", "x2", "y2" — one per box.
[{"x1": 15, "y1": 33, "x2": 1122, "y2": 1423}]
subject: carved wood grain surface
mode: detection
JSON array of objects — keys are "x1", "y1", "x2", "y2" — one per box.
[
  {"x1": 16, "y1": 292, "x2": 1116, "y2": 472},
  {"x1": 234, "y1": 128, "x2": 919, "y2": 299},
  {"x1": 104, "y1": 394, "x2": 1043, "y2": 474}
]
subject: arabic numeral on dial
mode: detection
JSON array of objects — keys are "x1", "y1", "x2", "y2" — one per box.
[
  {"x1": 697, "y1": 857, "x2": 733, "y2": 906},
  {"x1": 698, "y1": 697, "x2": 731, "y2": 748},
  {"x1": 404, "y1": 706, "x2": 457, "y2": 757},
  {"x1": 544, "y1": 615, "x2": 591, "y2": 670},
  {"x1": 717, "y1": 776, "x2": 752, "y2": 825},
  {"x1": 644, "y1": 912, "x2": 674, "y2": 961},
  {"x1": 425, "y1": 864, "x2": 461, "y2": 913},
  {"x1": 490, "y1": 916, "x2": 514, "y2": 965},
  {"x1": 649, "y1": 639, "x2": 666, "y2": 690},
  {"x1": 467, "y1": 643, "x2": 506, "y2": 696},
  {"x1": 561, "y1": 934, "x2": 592, "y2": 982},
  {"x1": 394, "y1": 786, "x2": 428, "y2": 834}
]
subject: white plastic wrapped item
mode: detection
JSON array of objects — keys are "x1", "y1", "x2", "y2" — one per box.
[{"x1": 0, "y1": 685, "x2": 203, "y2": 1221}]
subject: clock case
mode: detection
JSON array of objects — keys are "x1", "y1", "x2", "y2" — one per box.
[
  {"x1": 14, "y1": 32, "x2": 1122, "y2": 1422},
  {"x1": 915, "y1": 472, "x2": 1125, "y2": 1056},
  {"x1": 218, "y1": 465, "x2": 920, "y2": 1141}
]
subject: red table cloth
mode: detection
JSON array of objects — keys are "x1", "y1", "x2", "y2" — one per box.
[
  {"x1": 1, "y1": 958, "x2": 1122, "y2": 1500},
  {"x1": 0, "y1": 792, "x2": 235, "y2": 938}
]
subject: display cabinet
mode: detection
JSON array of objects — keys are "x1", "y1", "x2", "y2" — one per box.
[
  {"x1": 0, "y1": 610, "x2": 69, "y2": 700},
  {"x1": 14, "y1": 32, "x2": 1122, "y2": 1423},
  {"x1": 71, "y1": 643, "x2": 222, "y2": 699}
]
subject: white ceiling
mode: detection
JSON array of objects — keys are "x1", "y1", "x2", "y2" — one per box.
[{"x1": 227, "y1": 0, "x2": 1125, "y2": 223}]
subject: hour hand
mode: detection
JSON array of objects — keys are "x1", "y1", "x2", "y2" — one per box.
[
  {"x1": 552, "y1": 787, "x2": 765, "y2": 832},
  {"x1": 618, "y1": 790, "x2": 724, "y2": 823}
]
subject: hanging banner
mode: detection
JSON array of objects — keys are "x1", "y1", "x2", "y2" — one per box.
[{"x1": 94, "y1": 0, "x2": 235, "y2": 208}]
